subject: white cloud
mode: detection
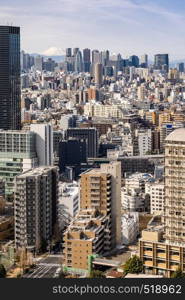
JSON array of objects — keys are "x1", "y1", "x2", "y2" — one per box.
[{"x1": 0, "y1": 0, "x2": 185, "y2": 59}]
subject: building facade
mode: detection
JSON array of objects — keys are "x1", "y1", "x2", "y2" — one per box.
[
  {"x1": 139, "y1": 128, "x2": 185, "y2": 277},
  {"x1": 0, "y1": 26, "x2": 21, "y2": 130},
  {"x1": 63, "y1": 161, "x2": 121, "y2": 273},
  {"x1": 14, "y1": 167, "x2": 59, "y2": 252}
]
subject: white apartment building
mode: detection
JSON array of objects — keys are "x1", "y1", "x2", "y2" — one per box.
[
  {"x1": 30, "y1": 123, "x2": 53, "y2": 166},
  {"x1": 137, "y1": 129, "x2": 152, "y2": 156},
  {"x1": 121, "y1": 212, "x2": 139, "y2": 245},
  {"x1": 125, "y1": 172, "x2": 152, "y2": 192},
  {"x1": 145, "y1": 181, "x2": 165, "y2": 215},
  {"x1": 84, "y1": 103, "x2": 124, "y2": 119},
  {"x1": 58, "y1": 181, "x2": 79, "y2": 230},
  {"x1": 121, "y1": 187, "x2": 145, "y2": 212}
]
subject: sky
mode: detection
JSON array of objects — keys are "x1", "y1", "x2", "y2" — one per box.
[{"x1": 0, "y1": 0, "x2": 185, "y2": 60}]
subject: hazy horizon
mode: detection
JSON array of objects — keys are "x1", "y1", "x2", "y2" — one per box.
[{"x1": 1, "y1": 0, "x2": 185, "y2": 60}]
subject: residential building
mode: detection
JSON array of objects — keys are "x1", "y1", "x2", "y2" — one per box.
[
  {"x1": 121, "y1": 213, "x2": 139, "y2": 245},
  {"x1": 145, "y1": 181, "x2": 164, "y2": 215},
  {"x1": 63, "y1": 161, "x2": 121, "y2": 272},
  {"x1": 0, "y1": 130, "x2": 38, "y2": 199},
  {"x1": 14, "y1": 166, "x2": 59, "y2": 252},
  {"x1": 58, "y1": 181, "x2": 79, "y2": 230},
  {"x1": 139, "y1": 128, "x2": 185, "y2": 276}
]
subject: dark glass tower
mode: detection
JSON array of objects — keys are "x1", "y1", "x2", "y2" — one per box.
[
  {"x1": 0, "y1": 26, "x2": 21, "y2": 130},
  {"x1": 154, "y1": 54, "x2": 169, "y2": 71},
  {"x1": 83, "y1": 48, "x2": 91, "y2": 72}
]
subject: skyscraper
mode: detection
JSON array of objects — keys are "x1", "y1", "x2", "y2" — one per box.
[
  {"x1": 154, "y1": 54, "x2": 169, "y2": 71},
  {"x1": 83, "y1": 48, "x2": 91, "y2": 72},
  {"x1": 74, "y1": 50, "x2": 83, "y2": 72},
  {"x1": 0, "y1": 26, "x2": 21, "y2": 130},
  {"x1": 140, "y1": 54, "x2": 148, "y2": 68},
  {"x1": 66, "y1": 48, "x2": 72, "y2": 57},
  {"x1": 92, "y1": 49, "x2": 101, "y2": 64},
  {"x1": 177, "y1": 62, "x2": 184, "y2": 73},
  {"x1": 129, "y1": 55, "x2": 139, "y2": 67},
  {"x1": 100, "y1": 50, "x2": 109, "y2": 66},
  {"x1": 92, "y1": 50, "x2": 101, "y2": 75},
  {"x1": 34, "y1": 55, "x2": 43, "y2": 72},
  {"x1": 95, "y1": 63, "x2": 103, "y2": 88},
  {"x1": 65, "y1": 48, "x2": 74, "y2": 72},
  {"x1": 73, "y1": 48, "x2": 79, "y2": 57}
]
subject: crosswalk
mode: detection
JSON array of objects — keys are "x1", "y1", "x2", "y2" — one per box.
[{"x1": 23, "y1": 255, "x2": 63, "y2": 278}]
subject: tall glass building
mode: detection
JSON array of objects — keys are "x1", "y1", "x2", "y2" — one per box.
[{"x1": 0, "y1": 26, "x2": 21, "y2": 130}]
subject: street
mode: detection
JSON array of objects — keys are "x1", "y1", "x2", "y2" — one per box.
[{"x1": 23, "y1": 255, "x2": 63, "y2": 278}]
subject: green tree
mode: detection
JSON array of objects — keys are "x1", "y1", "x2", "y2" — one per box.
[
  {"x1": 0, "y1": 264, "x2": 6, "y2": 278},
  {"x1": 123, "y1": 255, "x2": 143, "y2": 274},
  {"x1": 89, "y1": 270, "x2": 105, "y2": 278},
  {"x1": 171, "y1": 268, "x2": 185, "y2": 278},
  {"x1": 59, "y1": 270, "x2": 67, "y2": 278}
]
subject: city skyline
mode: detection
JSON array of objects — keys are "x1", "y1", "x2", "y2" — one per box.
[{"x1": 1, "y1": 0, "x2": 185, "y2": 60}]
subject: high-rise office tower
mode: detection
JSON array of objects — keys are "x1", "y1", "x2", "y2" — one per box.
[
  {"x1": 14, "y1": 166, "x2": 59, "y2": 252},
  {"x1": 177, "y1": 62, "x2": 184, "y2": 73},
  {"x1": 66, "y1": 48, "x2": 72, "y2": 57},
  {"x1": 95, "y1": 63, "x2": 103, "y2": 88},
  {"x1": 100, "y1": 50, "x2": 109, "y2": 66},
  {"x1": 74, "y1": 50, "x2": 83, "y2": 73},
  {"x1": 154, "y1": 54, "x2": 169, "y2": 71},
  {"x1": 73, "y1": 48, "x2": 79, "y2": 57},
  {"x1": 129, "y1": 55, "x2": 139, "y2": 67},
  {"x1": 34, "y1": 55, "x2": 43, "y2": 72},
  {"x1": 0, "y1": 26, "x2": 21, "y2": 130},
  {"x1": 92, "y1": 50, "x2": 101, "y2": 75},
  {"x1": 30, "y1": 123, "x2": 53, "y2": 166},
  {"x1": 83, "y1": 48, "x2": 91, "y2": 72},
  {"x1": 92, "y1": 49, "x2": 101, "y2": 64},
  {"x1": 65, "y1": 48, "x2": 74, "y2": 72},
  {"x1": 140, "y1": 54, "x2": 148, "y2": 68},
  {"x1": 43, "y1": 58, "x2": 55, "y2": 72},
  {"x1": 66, "y1": 128, "x2": 98, "y2": 158}
]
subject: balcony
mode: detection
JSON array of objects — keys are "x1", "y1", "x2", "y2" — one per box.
[
  {"x1": 157, "y1": 263, "x2": 166, "y2": 269},
  {"x1": 157, "y1": 253, "x2": 166, "y2": 259},
  {"x1": 170, "y1": 255, "x2": 180, "y2": 261},
  {"x1": 170, "y1": 265, "x2": 179, "y2": 271},
  {"x1": 144, "y1": 251, "x2": 153, "y2": 257},
  {"x1": 144, "y1": 261, "x2": 153, "y2": 267}
]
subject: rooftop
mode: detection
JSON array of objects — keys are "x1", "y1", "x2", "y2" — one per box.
[
  {"x1": 17, "y1": 166, "x2": 57, "y2": 178},
  {"x1": 166, "y1": 128, "x2": 185, "y2": 142}
]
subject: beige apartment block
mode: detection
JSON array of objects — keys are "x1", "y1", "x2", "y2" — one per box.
[
  {"x1": 63, "y1": 161, "x2": 121, "y2": 272},
  {"x1": 139, "y1": 128, "x2": 185, "y2": 277}
]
